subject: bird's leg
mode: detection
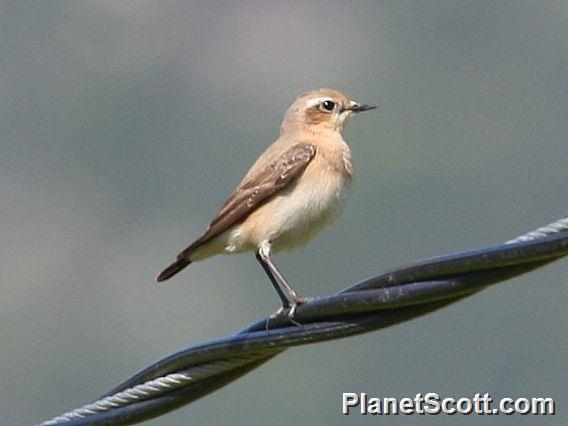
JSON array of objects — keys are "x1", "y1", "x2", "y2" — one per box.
[
  {"x1": 263, "y1": 256, "x2": 307, "y2": 304},
  {"x1": 256, "y1": 241, "x2": 308, "y2": 315},
  {"x1": 255, "y1": 249, "x2": 291, "y2": 310}
]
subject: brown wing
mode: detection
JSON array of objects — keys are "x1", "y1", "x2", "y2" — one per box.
[{"x1": 182, "y1": 143, "x2": 316, "y2": 257}]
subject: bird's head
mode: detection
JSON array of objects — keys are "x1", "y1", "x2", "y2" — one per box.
[{"x1": 281, "y1": 88, "x2": 376, "y2": 134}]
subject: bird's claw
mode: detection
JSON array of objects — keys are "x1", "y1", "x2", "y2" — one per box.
[{"x1": 269, "y1": 305, "x2": 287, "y2": 319}]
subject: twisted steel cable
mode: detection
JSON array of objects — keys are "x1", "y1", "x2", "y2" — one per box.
[
  {"x1": 38, "y1": 214, "x2": 568, "y2": 426},
  {"x1": 40, "y1": 352, "x2": 280, "y2": 425}
]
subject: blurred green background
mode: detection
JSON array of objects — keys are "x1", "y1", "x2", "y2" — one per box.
[{"x1": 1, "y1": 1, "x2": 567, "y2": 425}]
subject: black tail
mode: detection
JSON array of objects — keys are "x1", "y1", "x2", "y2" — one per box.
[{"x1": 156, "y1": 257, "x2": 191, "y2": 282}]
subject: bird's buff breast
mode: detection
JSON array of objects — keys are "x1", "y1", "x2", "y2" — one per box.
[{"x1": 227, "y1": 157, "x2": 351, "y2": 253}]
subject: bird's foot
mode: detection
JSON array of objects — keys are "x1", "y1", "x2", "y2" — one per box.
[
  {"x1": 288, "y1": 302, "x2": 300, "y2": 318},
  {"x1": 267, "y1": 296, "x2": 317, "y2": 329},
  {"x1": 270, "y1": 305, "x2": 287, "y2": 319},
  {"x1": 286, "y1": 303, "x2": 302, "y2": 327},
  {"x1": 268, "y1": 303, "x2": 298, "y2": 316},
  {"x1": 267, "y1": 303, "x2": 301, "y2": 326}
]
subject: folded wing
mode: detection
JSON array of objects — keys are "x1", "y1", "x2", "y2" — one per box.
[{"x1": 156, "y1": 143, "x2": 316, "y2": 282}]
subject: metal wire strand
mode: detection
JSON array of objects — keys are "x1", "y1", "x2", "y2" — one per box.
[
  {"x1": 41, "y1": 374, "x2": 193, "y2": 425},
  {"x1": 506, "y1": 214, "x2": 568, "y2": 244},
  {"x1": 37, "y1": 214, "x2": 568, "y2": 426},
  {"x1": 39, "y1": 352, "x2": 278, "y2": 425}
]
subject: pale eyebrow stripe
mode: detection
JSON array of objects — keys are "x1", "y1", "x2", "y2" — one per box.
[{"x1": 305, "y1": 97, "x2": 331, "y2": 108}]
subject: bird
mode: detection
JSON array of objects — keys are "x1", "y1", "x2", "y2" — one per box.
[{"x1": 157, "y1": 88, "x2": 376, "y2": 313}]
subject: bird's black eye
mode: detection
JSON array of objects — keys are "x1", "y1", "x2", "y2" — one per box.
[{"x1": 321, "y1": 100, "x2": 335, "y2": 112}]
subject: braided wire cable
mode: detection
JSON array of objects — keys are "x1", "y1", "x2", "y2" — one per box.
[
  {"x1": 41, "y1": 373, "x2": 195, "y2": 425},
  {"x1": 38, "y1": 214, "x2": 568, "y2": 426},
  {"x1": 506, "y1": 215, "x2": 568, "y2": 244},
  {"x1": 39, "y1": 351, "x2": 281, "y2": 425}
]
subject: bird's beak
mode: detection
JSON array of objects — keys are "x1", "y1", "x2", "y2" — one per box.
[{"x1": 347, "y1": 103, "x2": 377, "y2": 113}]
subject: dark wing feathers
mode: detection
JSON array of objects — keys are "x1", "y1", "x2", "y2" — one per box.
[
  {"x1": 157, "y1": 143, "x2": 316, "y2": 282},
  {"x1": 181, "y1": 143, "x2": 316, "y2": 258}
]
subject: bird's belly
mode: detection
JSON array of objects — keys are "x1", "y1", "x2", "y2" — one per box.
[{"x1": 235, "y1": 170, "x2": 351, "y2": 252}]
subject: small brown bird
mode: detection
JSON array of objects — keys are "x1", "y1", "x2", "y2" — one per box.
[{"x1": 157, "y1": 88, "x2": 376, "y2": 312}]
